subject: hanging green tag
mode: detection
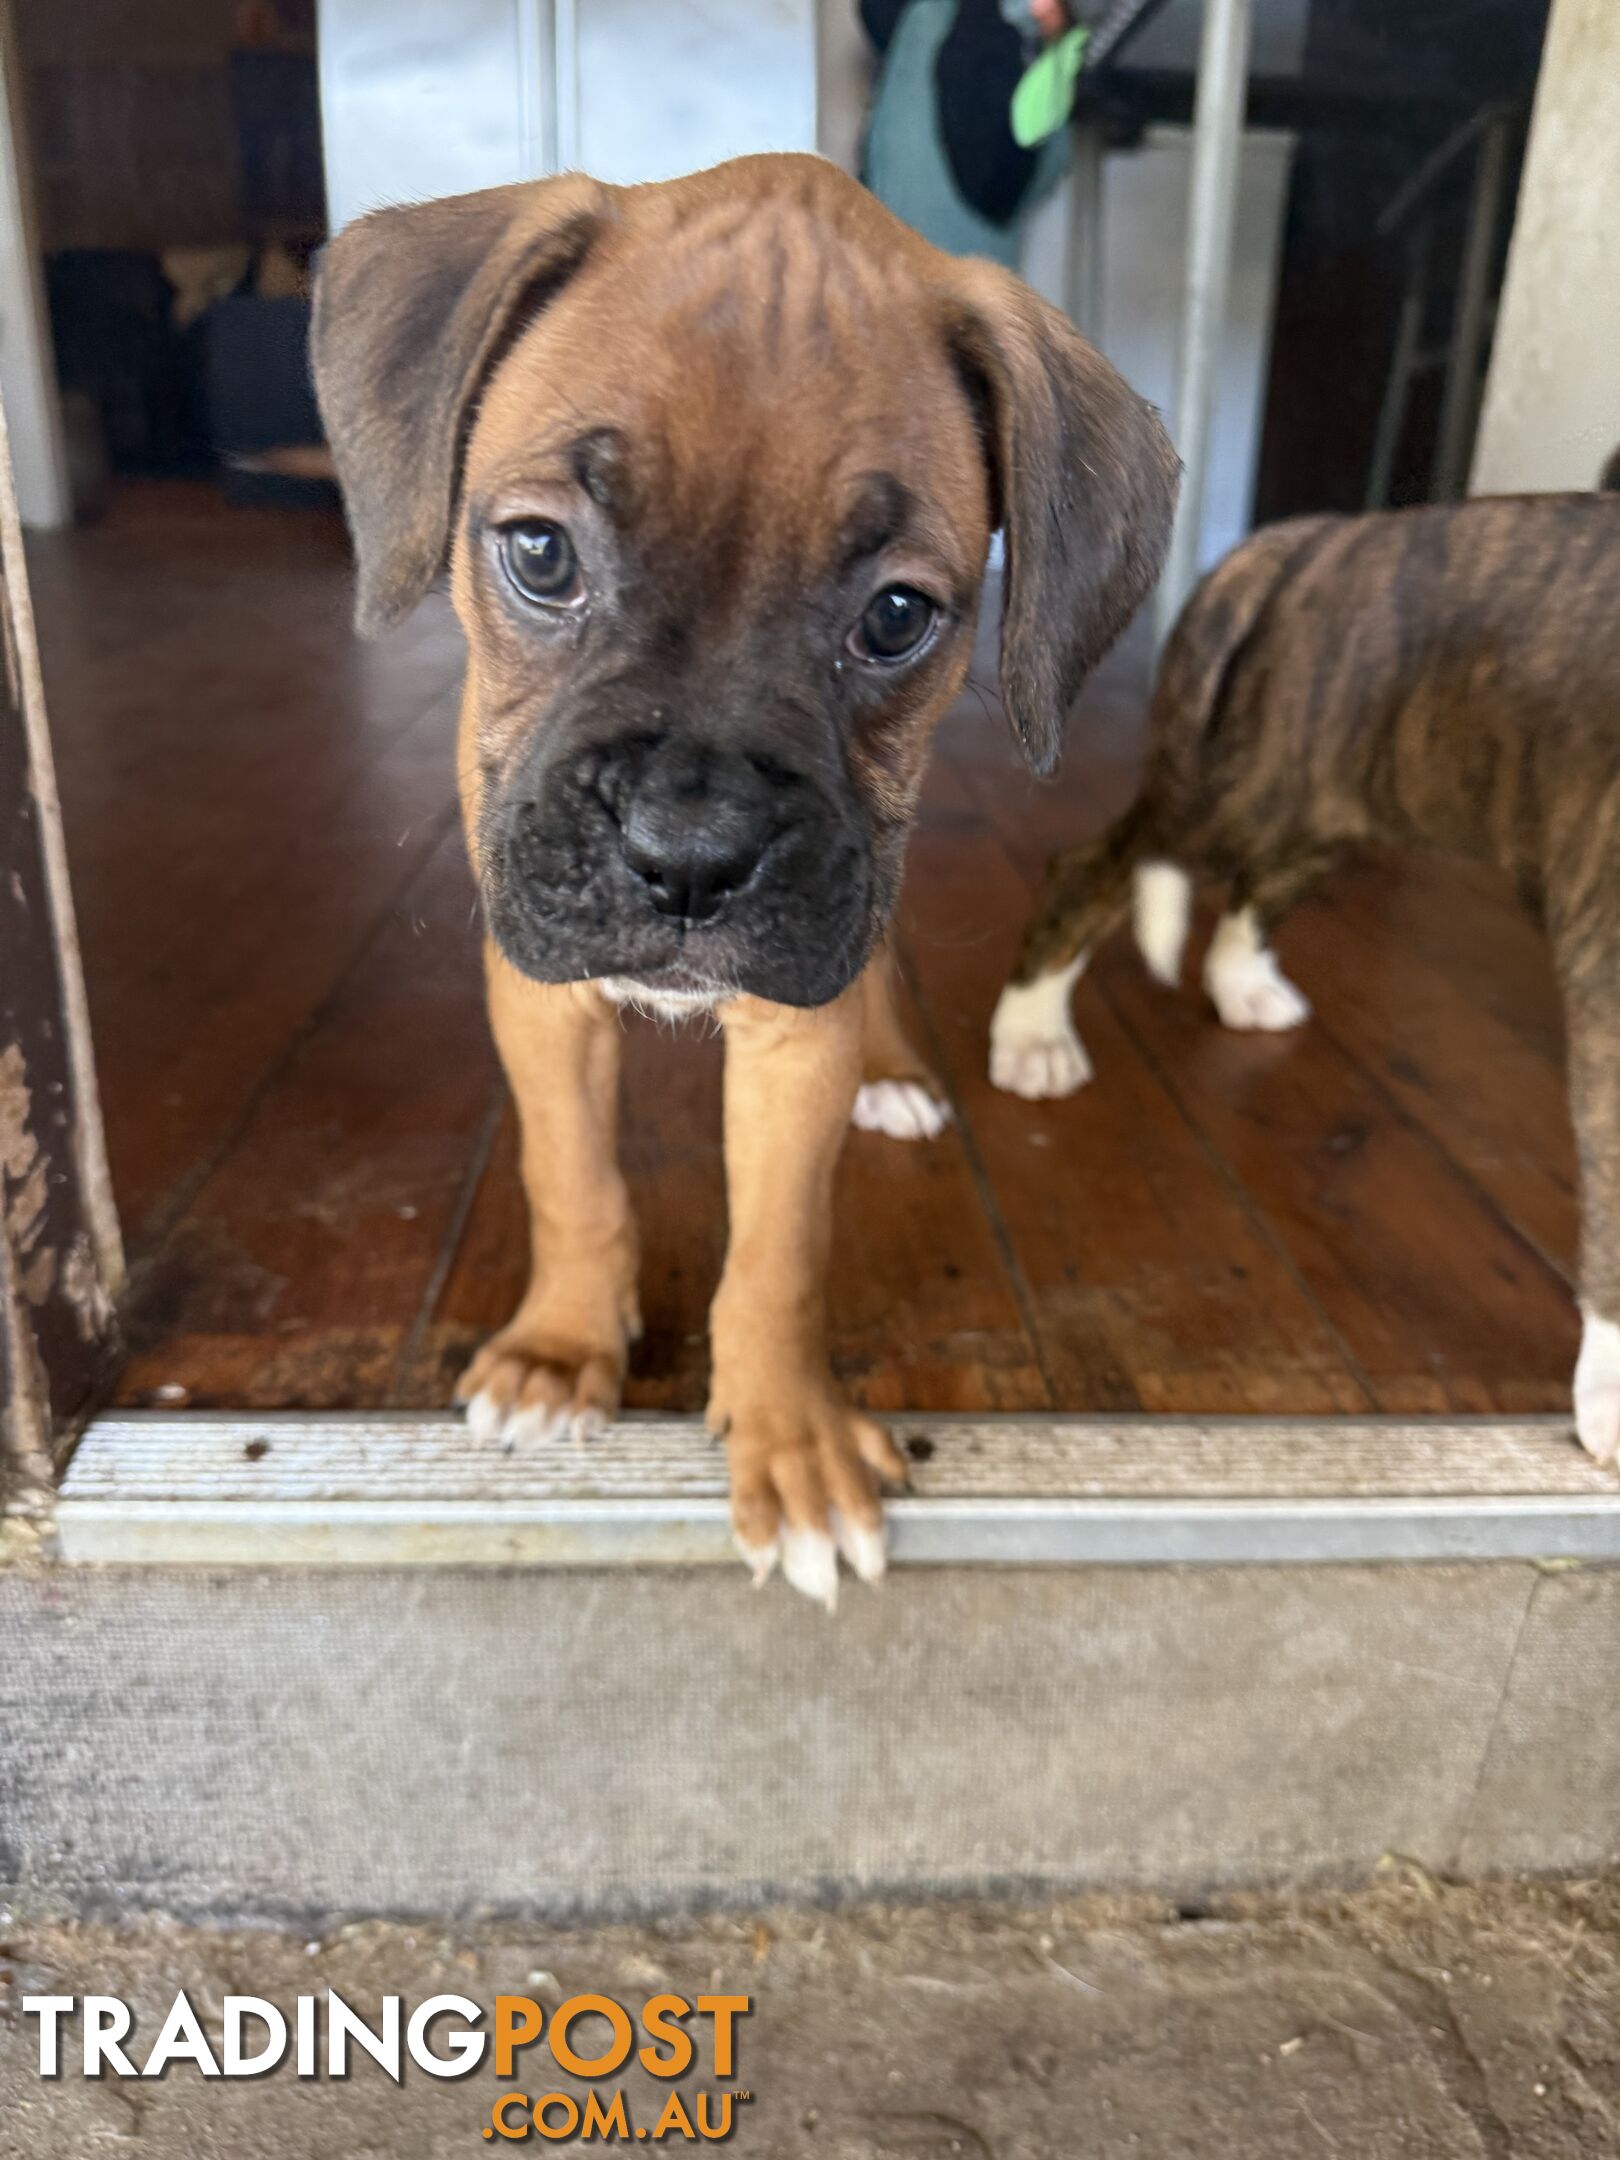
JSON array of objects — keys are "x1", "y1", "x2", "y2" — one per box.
[{"x1": 1010, "y1": 26, "x2": 1090, "y2": 149}]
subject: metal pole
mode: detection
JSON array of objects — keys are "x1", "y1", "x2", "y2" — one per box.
[
  {"x1": 1153, "y1": 0, "x2": 1253, "y2": 646},
  {"x1": 1064, "y1": 123, "x2": 1106, "y2": 343}
]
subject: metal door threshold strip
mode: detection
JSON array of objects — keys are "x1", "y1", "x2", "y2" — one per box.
[{"x1": 55, "y1": 1411, "x2": 1620, "y2": 1567}]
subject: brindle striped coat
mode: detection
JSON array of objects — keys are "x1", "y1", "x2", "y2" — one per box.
[{"x1": 994, "y1": 491, "x2": 1620, "y2": 1461}]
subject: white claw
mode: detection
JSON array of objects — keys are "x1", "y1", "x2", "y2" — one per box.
[
  {"x1": 503, "y1": 1403, "x2": 568, "y2": 1451},
  {"x1": 464, "y1": 1389, "x2": 507, "y2": 1445},
  {"x1": 734, "y1": 1532, "x2": 780, "y2": 1588},
  {"x1": 852, "y1": 1080, "x2": 951, "y2": 1141},
  {"x1": 832, "y1": 1510, "x2": 887, "y2": 1586},
  {"x1": 781, "y1": 1526, "x2": 840, "y2": 1610}
]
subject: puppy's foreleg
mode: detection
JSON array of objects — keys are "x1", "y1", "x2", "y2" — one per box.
[
  {"x1": 456, "y1": 950, "x2": 639, "y2": 1447},
  {"x1": 711, "y1": 985, "x2": 908, "y2": 1606},
  {"x1": 1564, "y1": 957, "x2": 1620, "y2": 1464},
  {"x1": 991, "y1": 828, "x2": 1139, "y2": 1098}
]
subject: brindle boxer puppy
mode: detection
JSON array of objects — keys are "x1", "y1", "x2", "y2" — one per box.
[
  {"x1": 313, "y1": 153, "x2": 1178, "y2": 1602},
  {"x1": 990, "y1": 492, "x2": 1620, "y2": 1463}
]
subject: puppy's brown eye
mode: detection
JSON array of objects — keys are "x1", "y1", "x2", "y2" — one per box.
[
  {"x1": 501, "y1": 520, "x2": 581, "y2": 606},
  {"x1": 853, "y1": 585, "x2": 936, "y2": 663}
]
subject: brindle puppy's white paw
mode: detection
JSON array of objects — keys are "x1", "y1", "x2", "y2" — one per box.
[
  {"x1": 990, "y1": 1030, "x2": 1092, "y2": 1099},
  {"x1": 990, "y1": 965, "x2": 1092, "y2": 1098},
  {"x1": 852, "y1": 1079, "x2": 951, "y2": 1141},
  {"x1": 1574, "y1": 1308, "x2": 1620, "y2": 1466},
  {"x1": 1204, "y1": 908, "x2": 1312, "y2": 1033}
]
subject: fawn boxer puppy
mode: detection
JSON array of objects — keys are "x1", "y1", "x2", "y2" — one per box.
[
  {"x1": 990, "y1": 492, "x2": 1620, "y2": 1463},
  {"x1": 313, "y1": 153, "x2": 1177, "y2": 1602}
]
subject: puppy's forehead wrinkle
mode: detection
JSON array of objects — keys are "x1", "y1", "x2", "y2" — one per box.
[{"x1": 639, "y1": 193, "x2": 891, "y2": 348}]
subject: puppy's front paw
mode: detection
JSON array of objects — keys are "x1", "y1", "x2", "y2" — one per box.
[
  {"x1": 990, "y1": 974, "x2": 1092, "y2": 1098},
  {"x1": 1575, "y1": 1308, "x2": 1620, "y2": 1466},
  {"x1": 990, "y1": 1029, "x2": 1092, "y2": 1099},
  {"x1": 712, "y1": 1384, "x2": 908, "y2": 1608},
  {"x1": 456, "y1": 1326, "x2": 624, "y2": 1448},
  {"x1": 1204, "y1": 914, "x2": 1311, "y2": 1033},
  {"x1": 1210, "y1": 963, "x2": 1312, "y2": 1033},
  {"x1": 852, "y1": 1078, "x2": 951, "y2": 1141}
]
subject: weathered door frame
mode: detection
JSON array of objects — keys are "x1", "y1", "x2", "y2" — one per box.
[{"x1": 0, "y1": 394, "x2": 122, "y2": 1497}]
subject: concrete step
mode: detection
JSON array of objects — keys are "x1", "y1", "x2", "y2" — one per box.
[{"x1": 4, "y1": 1412, "x2": 1619, "y2": 1925}]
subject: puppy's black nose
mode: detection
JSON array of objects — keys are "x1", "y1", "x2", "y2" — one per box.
[{"x1": 619, "y1": 743, "x2": 776, "y2": 925}]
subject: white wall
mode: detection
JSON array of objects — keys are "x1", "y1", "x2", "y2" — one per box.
[
  {"x1": 317, "y1": 0, "x2": 542, "y2": 232},
  {"x1": 318, "y1": 0, "x2": 815, "y2": 232},
  {"x1": 575, "y1": 0, "x2": 813, "y2": 187},
  {"x1": 1472, "y1": 0, "x2": 1620, "y2": 495},
  {"x1": 1023, "y1": 128, "x2": 1294, "y2": 573}
]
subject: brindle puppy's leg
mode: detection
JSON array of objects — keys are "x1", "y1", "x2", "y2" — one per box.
[
  {"x1": 1560, "y1": 941, "x2": 1620, "y2": 1463},
  {"x1": 851, "y1": 940, "x2": 951, "y2": 1142},
  {"x1": 456, "y1": 948, "x2": 639, "y2": 1446},
  {"x1": 990, "y1": 807, "x2": 1150, "y2": 1099},
  {"x1": 1203, "y1": 846, "x2": 1332, "y2": 1033},
  {"x1": 712, "y1": 984, "x2": 909, "y2": 1606}
]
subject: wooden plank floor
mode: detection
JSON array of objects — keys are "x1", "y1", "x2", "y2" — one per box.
[{"x1": 30, "y1": 483, "x2": 1579, "y2": 1417}]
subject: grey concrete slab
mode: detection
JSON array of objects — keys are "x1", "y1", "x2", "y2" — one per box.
[
  {"x1": 2, "y1": 1563, "x2": 1537, "y2": 1921},
  {"x1": 1459, "y1": 1566, "x2": 1620, "y2": 1878}
]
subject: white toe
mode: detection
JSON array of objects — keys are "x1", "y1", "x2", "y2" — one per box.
[
  {"x1": 1575, "y1": 1309, "x2": 1620, "y2": 1465},
  {"x1": 569, "y1": 1406, "x2": 608, "y2": 1445},
  {"x1": 832, "y1": 1510, "x2": 887, "y2": 1585},
  {"x1": 852, "y1": 1080, "x2": 951, "y2": 1141},
  {"x1": 781, "y1": 1526, "x2": 840, "y2": 1610},
  {"x1": 734, "y1": 1531, "x2": 780, "y2": 1587},
  {"x1": 989, "y1": 1032, "x2": 1092, "y2": 1099},
  {"x1": 465, "y1": 1389, "x2": 507, "y2": 1445}
]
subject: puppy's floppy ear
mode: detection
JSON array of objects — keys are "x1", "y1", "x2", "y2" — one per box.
[
  {"x1": 946, "y1": 262, "x2": 1180, "y2": 775},
  {"x1": 311, "y1": 174, "x2": 609, "y2": 635}
]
